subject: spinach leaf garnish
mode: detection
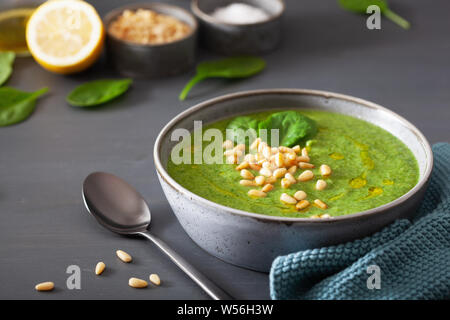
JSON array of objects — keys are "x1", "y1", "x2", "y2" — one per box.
[
  {"x1": 179, "y1": 56, "x2": 266, "y2": 101},
  {"x1": 258, "y1": 111, "x2": 317, "y2": 147},
  {"x1": 67, "y1": 78, "x2": 132, "y2": 107},
  {"x1": 226, "y1": 116, "x2": 260, "y2": 145},
  {"x1": 226, "y1": 111, "x2": 317, "y2": 147},
  {"x1": 338, "y1": 0, "x2": 410, "y2": 30},
  {"x1": 0, "y1": 87, "x2": 48, "y2": 127},
  {"x1": 0, "y1": 52, "x2": 16, "y2": 86}
]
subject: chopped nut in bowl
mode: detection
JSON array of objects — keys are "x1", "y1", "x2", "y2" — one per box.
[
  {"x1": 104, "y1": 3, "x2": 197, "y2": 78},
  {"x1": 108, "y1": 9, "x2": 192, "y2": 45}
]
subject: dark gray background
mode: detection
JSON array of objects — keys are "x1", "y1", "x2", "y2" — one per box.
[{"x1": 0, "y1": 0, "x2": 448, "y2": 299}]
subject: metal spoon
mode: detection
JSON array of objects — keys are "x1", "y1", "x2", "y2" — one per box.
[{"x1": 82, "y1": 171, "x2": 232, "y2": 300}]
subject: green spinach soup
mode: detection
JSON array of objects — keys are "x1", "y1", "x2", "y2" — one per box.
[{"x1": 167, "y1": 110, "x2": 419, "y2": 218}]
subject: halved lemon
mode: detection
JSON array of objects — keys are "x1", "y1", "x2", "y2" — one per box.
[{"x1": 26, "y1": 0, "x2": 104, "y2": 74}]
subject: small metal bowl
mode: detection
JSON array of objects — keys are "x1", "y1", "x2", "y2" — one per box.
[
  {"x1": 104, "y1": 3, "x2": 198, "y2": 78},
  {"x1": 191, "y1": 0, "x2": 285, "y2": 55}
]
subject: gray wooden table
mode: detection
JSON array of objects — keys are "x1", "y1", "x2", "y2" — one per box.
[{"x1": 0, "y1": 0, "x2": 448, "y2": 299}]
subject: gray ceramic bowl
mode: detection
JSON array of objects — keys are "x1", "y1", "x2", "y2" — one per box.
[
  {"x1": 104, "y1": 3, "x2": 198, "y2": 78},
  {"x1": 191, "y1": 0, "x2": 284, "y2": 55},
  {"x1": 154, "y1": 89, "x2": 433, "y2": 272}
]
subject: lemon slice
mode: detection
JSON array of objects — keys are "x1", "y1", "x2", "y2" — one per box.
[{"x1": 26, "y1": 0, "x2": 104, "y2": 74}]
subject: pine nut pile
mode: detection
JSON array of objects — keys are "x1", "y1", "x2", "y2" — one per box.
[
  {"x1": 108, "y1": 9, "x2": 191, "y2": 45},
  {"x1": 224, "y1": 138, "x2": 333, "y2": 218}
]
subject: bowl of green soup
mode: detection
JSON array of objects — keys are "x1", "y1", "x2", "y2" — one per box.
[{"x1": 154, "y1": 89, "x2": 433, "y2": 272}]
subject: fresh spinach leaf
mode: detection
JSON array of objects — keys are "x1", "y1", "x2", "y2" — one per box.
[
  {"x1": 0, "y1": 52, "x2": 16, "y2": 86},
  {"x1": 258, "y1": 111, "x2": 317, "y2": 147},
  {"x1": 226, "y1": 111, "x2": 317, "y2": 147},
  {"x1": 0, "y1": 87, "x2": 48, "y2": 127},
  {"x1": 338, "y1": 0, "x2": 410, "y2": 29},
  {"x1": 226, "y1": 116, "x2": 260, "y2": 145},
  {"x1": 67, "y1": 78, "x2": 132, "y2": 107},
  {"x1": 179, "y1": 56, "x2": 266, "y2": 100}
]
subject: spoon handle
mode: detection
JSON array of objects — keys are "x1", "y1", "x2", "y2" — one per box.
[{"x1": 138, "y1": 231, "x2": 233, "y2": 300}]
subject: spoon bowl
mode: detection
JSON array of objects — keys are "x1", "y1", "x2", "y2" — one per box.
[{"x1": 83, "y1": 172, "x2": 150, "y2": 234}]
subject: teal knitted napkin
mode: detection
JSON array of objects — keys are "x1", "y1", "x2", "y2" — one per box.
[{"x1": 270, "y1": 142, "x2": 450, "y2": 300}]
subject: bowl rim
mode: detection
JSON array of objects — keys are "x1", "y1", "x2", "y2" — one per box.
[
  {"x1": 191, "y1": 0, "x2": 285, "y2": 27},
  {"x1": 154, "y1": 89, "x2": 433, "y2": 223},
  {"x1": 103, "y1": 2, "x2": 198, "y2": 48}
]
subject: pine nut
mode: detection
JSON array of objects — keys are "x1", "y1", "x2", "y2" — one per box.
[
  {"x1": 95, "y1": 262, "x2": 106, "y2": 275},
  {"x1": 250, "y1": 138, "x2": 260, "y2": 150},
  {"x1": 235, "y1": 144, "x2": 246, "y2": 151},
  {"x1": 263, "y1": 146, "x2": 272, "y2": 159},
  {"x1": 240, "y1": 179, "x2": 256, "y2": 186},
  {"x1": 248, "y1": 189, "x2": 267, "y2": 198},
  {"x1": 256, "y1": 152, "x2": 265, "y2": 162},
  {"x1": 266, "y1": 176, "x2": 277, "y2": 184},
  {"x1": 302, "y1": 148, "x2": 309, "y2": 157},
  {"x1": 260, "y1": 168, "x2": 272, "y2": 177},
  {"x1": 249, "y1": 163, "x2": 262, "y2": 171},
  {"x1": 292, "y1": 145, "x2": 301, "y2": 153},
  {"x1": 280, "y1": 193, "x2": 297, "y2": 204},
  {"x1": 298, "y1": 170, "x2": 314, "y2": 182},
  {"x1": 244, "y1": 154, "x2": 256, "y2": 164},
  {"x1": 227, "y1": 155, "x2": 238, "y2": 164},
  {"x1": 236, "y1": 161, "x2": 249, "y2": 171},
  {"x1": 262, "y1": 184, "x2": 274, "y2": 192},
  {"x1": 281, "y1": 178, "x2": 291, "y2": 189},
  {"x1": 35, "y1": 282, "x2": 54, "y2": 292},
  {"x1": 274, "y1": 152, "x2": 285, "y2": 168},
  {"x1": 116, "y1": 250, "x2": 132, "y2": 263},
  {"x1": 223, "y1": 140, "x2": 233, "y2": 149},
  {"x1": 314, "y1": 199, "x2": 328, "y2": 209},
  {"x1": 240, "y1": 169, "x2": 254, "y2": 179},
  {"x1": 320, "y1": 164, "x2": 332, "y2": 176},
  {"x1": 268, "y1": 162, "x2": 277, "y2": 171},
  {"x1": 321, "y1": 214, "x2": 331, "y2": 219},
  {"x1": 288, "y1": 165, "x2": 297, "y2": 175},
  {"x1": 149, "y1": 274, "x2": 161, "y2": 286},
  {"x1": 299, "y1": 162, "x2": 315, "y2": 169},
  {"x1": 262, "y1": 161, "x2": 272, "y2": 169},
  {"x1": 258, "y1": 141, "x2": 268, "y2": 153},
  {"x1": 310, "y1": 214, "x2": 320, "y2": 218},
  {"x1": 279, "y1": 146, "x2": 293, "y2": 153},
  {"x1": 271, "y1": 147, "x2": 279, "y2": 155},
  {"x1": 316, "y1": 179, "x2": 327, "y2": 190},
  {"x1": 297, "y1": 155, "x2": 310, "y2": 163},
  {"x1": 255, "y1": 176, "x2": 266, "y2": 186},
  {"x1": 296, "y1": 200, "x2": 310, "y2": 210},
  {"x1": 273, "y1": 168, "x2": 287, "y2": 178},
  {"x1": 294, "y1": 190, "x2": 307, "y2": 201},
  {"x1": 129, "y1": 277, "x2": 148, "y2": 288},
  {"x1": 285, "y1": 153, "x2": 297, "y2": 165},
  {"x1": 285, "y1": 173, "x2": 297, "y2": 184}
]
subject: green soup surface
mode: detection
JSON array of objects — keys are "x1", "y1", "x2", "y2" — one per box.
[{"x1": 167, "y1": 110, "x2": 419, "y2": 218}]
